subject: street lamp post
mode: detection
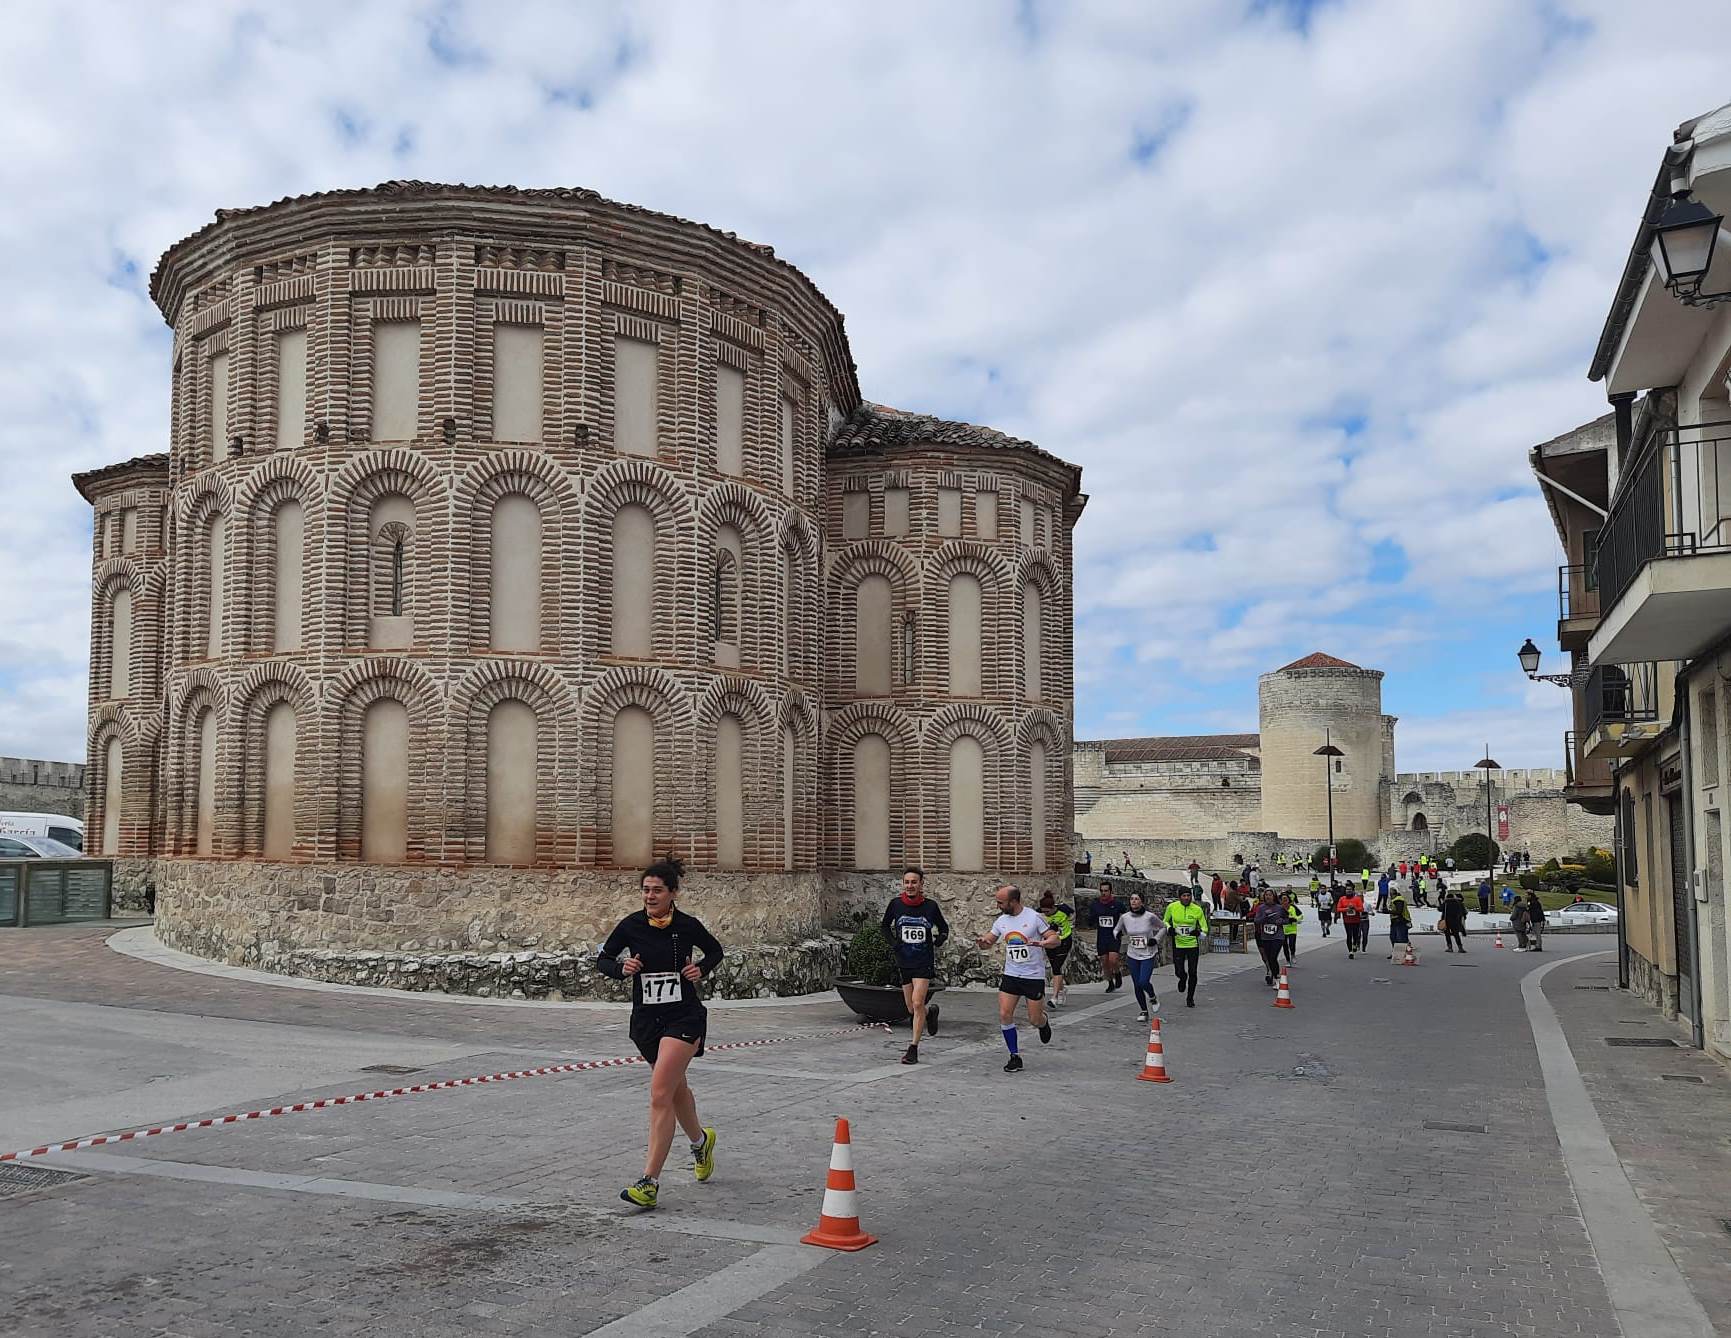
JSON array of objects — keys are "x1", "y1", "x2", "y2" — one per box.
[
  {"x1": 1473, "y1": 745, "x2": 1501, "y2": 885},
  {"x1": 1314, "y1": 730, "x2": 1344, "y2": 888}
]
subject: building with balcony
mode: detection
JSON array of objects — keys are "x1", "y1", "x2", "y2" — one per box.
[
  {"x1": 1541, "y1": 98, "x2": 1731, "y2": 1064},
  {"x1": 71, "y1": 181, "x2": 1084, "y2": 997}
]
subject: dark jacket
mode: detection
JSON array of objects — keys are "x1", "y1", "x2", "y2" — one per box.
[
  {"x1": 1526, "y1": 896, "x2": 1547, "y2": 924},
  {"x1": 1441, "y1": 896, "x2": 1467, "y2": 930}
]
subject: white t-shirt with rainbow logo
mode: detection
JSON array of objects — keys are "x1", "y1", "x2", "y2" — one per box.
[{"x1": 992, "y1": 908, "x2": 1051, "y2": 980}]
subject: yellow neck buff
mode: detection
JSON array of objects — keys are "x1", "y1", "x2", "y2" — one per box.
[{"x1": 648, "y1": 911, "x2": 674, "y2": 929}]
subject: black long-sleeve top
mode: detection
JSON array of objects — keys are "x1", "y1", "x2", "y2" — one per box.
[
  {"x1": 880, "y1": 896, "x2": 950, "y2": 961},
  {"x1": 595, "y1": 909, "x2": 724, "y2": 1010}
]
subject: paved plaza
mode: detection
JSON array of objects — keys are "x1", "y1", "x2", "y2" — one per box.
[{"x1": 1, "y1": 919, "x2": 1726, "y2": 1338}]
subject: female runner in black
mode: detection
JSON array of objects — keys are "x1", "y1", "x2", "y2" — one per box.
[{"x1": 596, "y1": 857, "x2": 724, "y2": 1209}]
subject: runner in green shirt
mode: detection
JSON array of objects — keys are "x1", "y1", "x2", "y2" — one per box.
[
  {"x1": 1162, "y1": 887, "x2": 1210, "y2": 1008},
  {"x1": 1036, "y1": 890, "x2": 1075, "y2": 1006}
]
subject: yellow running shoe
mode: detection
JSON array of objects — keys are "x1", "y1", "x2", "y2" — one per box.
[
  {"x1": 692, "y1": 1127, "x2": 718, "y2": 1182},
  {"x1": 620, "y1": 1177, "x2": 658, "y2": 1208}
]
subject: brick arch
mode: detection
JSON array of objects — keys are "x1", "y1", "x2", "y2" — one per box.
[
  {"x1": 92, "y1": 559, "x2": 146, "y2": 704},
  {"x1": 175, "y1": 472, "x2": 235, "y2": 525},
  {"x1": 1014, "y1": 708, "x2": 1066, "y2": 874},
  {"x1": 778, "y1": 510, "x2": 819, "y2": 684},
  {"x1": 86, "y1": 710, "x2": 137, "y2": 858},
  {"x1": 329, "y1": 450, "x2": 448, "y2": 650},
  {"x1": 693, "y1": 674, "x2": 777, "y2": 869},
  {"x1": 448, "y1": 659, "x2": 581, "y2": 867},
  {"x1": 454, "y1": 450, "x2": 581, "y2": 654},
  {"x1": 777, "y1": 687, "x2": 818, "y2": 870},
  {"x1": 828, "y1": 541, "x2": 920, "y2": 699},
  {"x1": 1014, "y1": 549, "x2": 1062, "y2": 706},
  {"x1": 923, "y1": 704, "x2": 1012, "y2": 875},
  {"x1": 928, "y1": 542, "x2": 1012, "y2": 702},
  {"x1": 328, "y1": 657, "x2": 443, "y2": 863},
  {"x1": 582, "y1": 458, "x2": 693, "y2": 665},
  {"x1": 166, "y1": 674, "x2": 227, "y2": 857},
  {"x1": 581, "y1": 665, "x2": 694, "y2": 868},
  {"x1": 697, "y1": 484, "x2": 776, "y2": 673},
  {"x1": 232, "y1": 663, "x2": 318, "y2": 857},
  {"x1": 238, "y1": 461, "x2": 322, "y2": 655},
  {"x1": 827, "y1": 702, "x2": 918, "y2": 872},
  {"x1": 178, "y1": 485, "x2": 234, "y2": 664}
]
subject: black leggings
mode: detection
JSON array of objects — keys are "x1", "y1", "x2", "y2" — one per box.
[
  {"x1": 1281, "y1": 935, "x2": 1296, "y2": 963},
  {"x1": 1258, "y1": 939, "x2": 1284, "y2": 979},
  {"x1": 1172, "y1": 945, "x2": 1200, "y2": 1000}
]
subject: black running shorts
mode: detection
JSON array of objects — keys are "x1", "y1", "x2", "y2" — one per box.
[
  {"x1": 998, "y1": 975, "x2": 1045, "y2": 1001},
  {"x1": 1048, "y1": 942, "x2": 1072, "y2": 972},
  {"x1": 896, "y1": 957, "x2": 935, "y2": 984},
  {"x1": 629, "y1": 1005, "x2": 708, "y2": 1064}
]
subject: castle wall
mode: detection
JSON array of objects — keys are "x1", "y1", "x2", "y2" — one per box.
[{"x1": 0, "y1": 757, "x2": 85, "y2": 820}]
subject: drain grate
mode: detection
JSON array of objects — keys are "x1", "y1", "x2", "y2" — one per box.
[
  {"x1": 1605, "y1": 1037, "x2": 1679, "y2": 1047},
  {"x1": 0, "y1": 1163, "x2": 87, "y2": 1198},
  {"x1": 1422, "y1": 1121, "x2": 1486, "y2": 1134},
  {"x1": 360, "y1": 1063, "x2": 424, "y2": 1076},
  {"x1": 1575, "y1": 985, "x2": 1611, "y2": 991},
  {"x1": 1660, "y1": 1074, "x2": 1705, "y2": 1083}
]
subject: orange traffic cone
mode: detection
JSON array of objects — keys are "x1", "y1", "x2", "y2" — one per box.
[
  {"x1": 1494, "y1": 928, "x2": 1505, "y2": 949},
  {"x1": 800, "y1": 1118, "x2": 877, "y2": 1251},
  {"x1": 1136, "y1": 1018, "x2": 1173, "y2": 1083},
  {"x1": 1273, "y1": 970, "x2": 1295, "y2": 1008}
]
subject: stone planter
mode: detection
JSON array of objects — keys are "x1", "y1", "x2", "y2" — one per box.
[{"x1": 834, "y1": 978, "x2": 946, "y2": 1025}]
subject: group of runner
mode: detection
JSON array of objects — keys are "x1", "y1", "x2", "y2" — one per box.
[{"x1": 595, "y1": 862, "x2": 1307, "y2": 1211}]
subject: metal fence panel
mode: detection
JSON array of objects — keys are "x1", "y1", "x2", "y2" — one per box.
[
  {"x1": 0, "y1": 865, "x2": 17, "y2": 927},
  {"x1": 0, "y1": 860, "x2": 112, "y2": 927}
]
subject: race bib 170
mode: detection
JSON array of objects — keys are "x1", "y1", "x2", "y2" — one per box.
[
  {"x1": 639, "y1": 972, "x2": 682, "y2": 1005},
  {"x1": 1006, "y1": 943, "x2": 1032, "y2": 964}
]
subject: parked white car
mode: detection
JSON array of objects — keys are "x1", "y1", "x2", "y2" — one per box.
[
  {"x1": 0, "y1": 833, "x2": 85, "y2": 860},
  {"x1": 1549, "y1": 901, "x2": 1619, "y2": 926}
]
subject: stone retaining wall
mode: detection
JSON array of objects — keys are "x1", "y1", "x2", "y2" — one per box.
[{"x1": 146, "y1": 857, "x2": 1074, "y2": 1000}]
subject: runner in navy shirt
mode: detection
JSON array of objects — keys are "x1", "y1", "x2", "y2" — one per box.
[
  {"x1": 880, "y1": 867, "x2": 950, "y2": 1065},
  {"x1": 1087, "y1": 882, "x2": 1125, "y2": 992}
]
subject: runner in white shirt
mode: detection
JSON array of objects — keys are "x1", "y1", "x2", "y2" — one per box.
[
  {"x1": 975, "y1": 883, "x2": 1060, "y2": 1073},
  {"x1": 1114, "y1": 892, "x2": 1166, "y2": 1022}
]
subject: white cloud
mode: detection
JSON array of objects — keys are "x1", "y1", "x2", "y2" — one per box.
[{"x1": 0, "y1": 0, "x2": 1724, "y2": 768}]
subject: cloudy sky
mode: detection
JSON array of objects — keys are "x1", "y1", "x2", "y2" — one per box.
[{"x1": 3, "y1": 0, "x2": 1728, "y2": 771}]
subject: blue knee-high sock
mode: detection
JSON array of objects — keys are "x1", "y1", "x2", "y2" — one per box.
[{"x1": 1002, "y1": 1025, "x2": 1019, "y2": 1055}]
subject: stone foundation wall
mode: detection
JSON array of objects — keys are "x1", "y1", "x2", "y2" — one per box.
[
  {"x1": 1627, "y1": 944, "x2": 1682, "y2": 1018},
  {"x1": 148, "y1": 858, "x2": 1073, "y2": 999}
]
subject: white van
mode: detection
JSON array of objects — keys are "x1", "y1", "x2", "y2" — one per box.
[{"x1": 0, "y1": 812, "x2": 85, "y2": 851}]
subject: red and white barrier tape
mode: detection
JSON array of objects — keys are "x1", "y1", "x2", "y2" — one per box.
[{"x1": 1, "y1": 1021, "x2": 888, "y2": 1163}]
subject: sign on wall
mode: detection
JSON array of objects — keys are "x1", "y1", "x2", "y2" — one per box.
[{"x1": 1497, "y1": 804, "x2": 1509, "y2": 842}]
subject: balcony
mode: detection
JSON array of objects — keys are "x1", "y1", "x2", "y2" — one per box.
[
  {"x1": 1579, "y1": 661, "x2": 1664, "y2": 761},
  {"x1": 1590, "y1": 421, "x2": 1731, "y2": 664},
  {"x1": 1557, "y1": 564, "x2": 1600, "y2": 650},
  {"x1": 1563, "y1": 729, "x2": 1615, "y2": 814}
]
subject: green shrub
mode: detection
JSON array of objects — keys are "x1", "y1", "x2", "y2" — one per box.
[
  {"x1": 1540, "y1": 856, "x2": 1561, "y2": 875},
  {"x1": 1581, "y1": 849, "x2": 1616, "y2": 884},
  {"x1": 1518, "y1": 872, "x2": 1544, "y2": 891},
  {"x1": 845, "y1": 918, "x2": 897, "y2": 986},
  {"x1": 1311, "y1": 838, "x2": 1374, "y2": 872},
  {"x1": 1446, "y1": 833, "x2": 1500, "y2": 869}
]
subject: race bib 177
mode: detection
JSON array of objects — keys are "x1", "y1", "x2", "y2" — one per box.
[{"x1": 639, "y1": 971, "x2": 682, "y2": 1005}]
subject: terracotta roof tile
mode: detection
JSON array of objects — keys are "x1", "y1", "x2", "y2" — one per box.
[
  {"x1": 1277, "y1": 652, "x2": 1360, "y2": 672},
  {"x1": 827, "y1": 402, "x2": 1081, "y2": 484}
]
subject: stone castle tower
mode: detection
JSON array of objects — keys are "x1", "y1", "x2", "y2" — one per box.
[
  {"x1": 72, "y1": 181, "x2": 1082, "y2": 993},
  {"x1": 1257, "y1": 652, "x2": 1391, "y2": 842}
]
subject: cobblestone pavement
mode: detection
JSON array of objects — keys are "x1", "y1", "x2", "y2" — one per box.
[{"x1": 0, "y1": 922, "x2": 1721, "y2": 1336}]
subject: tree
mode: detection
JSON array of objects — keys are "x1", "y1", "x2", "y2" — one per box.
[
  {"x1": 1446, "y1": 832, "x2": 1500, "y2": 870},
  {"x1": 1312, "y1": 838, "x2": 1374, "y2": 873}
]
